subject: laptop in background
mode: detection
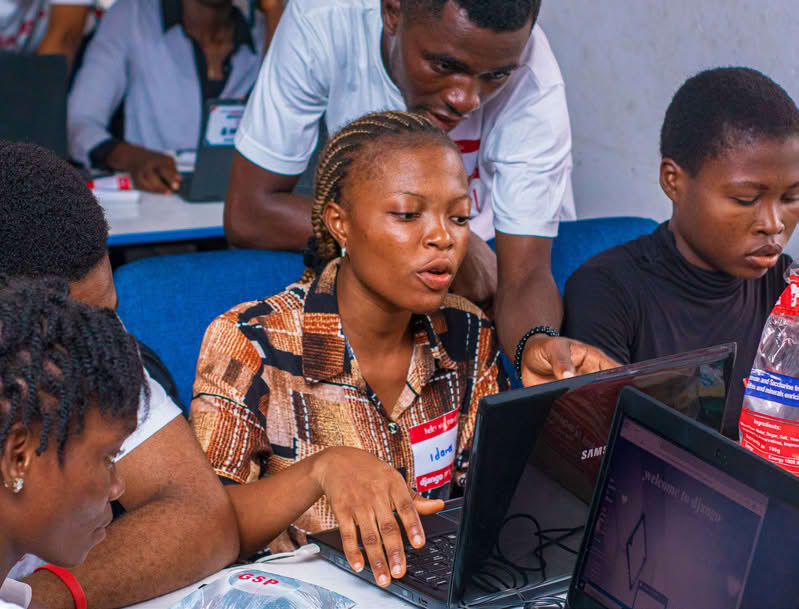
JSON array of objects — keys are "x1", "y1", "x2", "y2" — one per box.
[
  {"x1": 311, "y1": 344, "x2": 736, "y2": 609},
  {"x1": 178, "y1": 98, "x2": 244, "y2": 202},
  {"x1": 0, "y1": 54, "x2": 68, "y2": 158},
  {"x1": 568, "y1": 386, "x2": 799, "y2": 609}
]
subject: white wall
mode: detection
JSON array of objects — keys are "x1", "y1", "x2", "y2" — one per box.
[{"x1": 538, "y1": 1, "x2": 799, "y2": 255}]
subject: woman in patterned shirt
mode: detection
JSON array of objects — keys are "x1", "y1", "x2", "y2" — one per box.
[{"x1": 191, "y1": 111, "x2": 506, "y2": 588}]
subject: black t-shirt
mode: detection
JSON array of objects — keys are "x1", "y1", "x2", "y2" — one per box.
[{"x1": 563, "y1": 222, "x2": 791, "y2": 438}]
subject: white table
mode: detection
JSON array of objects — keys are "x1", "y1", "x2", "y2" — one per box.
[
  {"x1": 103, "y1": 191, "x2": 224, "y2": 247},
  {"x1": 125, "y1": 556, "x2": 537, "y2": 609},
  {"x1": 127, "y1": 556, "x2": 414, "y2": 609}
]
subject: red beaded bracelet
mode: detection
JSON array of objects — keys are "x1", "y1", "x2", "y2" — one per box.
[{"x1": 34, "y1": 564, "x2": 87, "y2": 609}]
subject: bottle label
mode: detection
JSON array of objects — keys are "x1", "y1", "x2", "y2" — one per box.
[
  {"x1": 744, "y1": 369, "x2": 799, "y2": 408},
  {"x1": 773, "y1": 274, "x2": 799, "y2": 317}
]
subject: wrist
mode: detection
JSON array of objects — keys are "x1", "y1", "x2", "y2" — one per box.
[
  {"x1": 105, "y1": 141, "x2": 137, "y2": 172},
  {"x1": 106, "y1": 142, "x2": 156, "y2": 173},
  {"x1": 30, "y1": 566, "x2": 86, "y2": 609},
  {"x1": 308, "y1": 448, "x2": 338, "y2": 496},
  {"x1": 514, "y1": 326, "x2": 559, "y2": 378}
]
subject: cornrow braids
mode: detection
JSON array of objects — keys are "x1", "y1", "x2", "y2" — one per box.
[
  {"x1": 0, "y1": 276, "x2": 145, "y2": 462},
  {"x1": 301, "y1": 110, "x2": 460, "y2": 283}
]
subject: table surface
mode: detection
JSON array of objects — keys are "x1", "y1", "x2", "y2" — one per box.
[
  {"x1": 103, "y1": 191, "x2": 224, "y2": 246},
  {"x1": 125, "y1": 555, "x2": 539, "y2": 609},
  {"x1": 126, "y1": 555, "x2": 416, "y2": 609}
]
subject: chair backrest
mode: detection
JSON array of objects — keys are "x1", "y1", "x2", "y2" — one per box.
[
  {"x1": 551, "y1": 216, "x2": 658, "y2": 293},
  {"x1": 114, "y1": 249, "x2": 306, "y2": 410}
]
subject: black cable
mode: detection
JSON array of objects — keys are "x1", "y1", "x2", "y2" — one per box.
[
  {"x1": 471, "y1": 569, "x2": 515, "y2": 593},
  {"x1": 537, "y1": 526, "x2": 584, "y2": 555},
  {"x1": 463, "y1": 513, "x2": 582, "y2": 606},
  {"x1": 523, "y1": 596, "x2": 567, "y2": 609},
  {"x1": 495, "y1": 514, "x2": 548, "y2": 579}
]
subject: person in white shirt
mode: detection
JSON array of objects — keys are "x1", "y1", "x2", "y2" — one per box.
[
  {"x1": 0, "y1": 276, "x2": 145, "y2": 609},
  {"x1": 0, "y1": 141, "x2": 239, "y2": 609},
  {"x1": 225, "y1": 0, "x2": 615, "y2": 386},
  {"x1": 0, "y1": 0, "x2": 96, "y2": 69}
]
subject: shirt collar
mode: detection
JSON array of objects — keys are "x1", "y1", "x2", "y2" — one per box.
[
  {"x1": 161, "y1": 0, "x2": 256, "y2": 54},
  {"x1": 301, "y1": 259, "x2": 458, "y2": 384}
]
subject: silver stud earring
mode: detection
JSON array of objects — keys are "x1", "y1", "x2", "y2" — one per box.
[{"x1": 4, "y1": 477, "x2": 23, "y2": 494}]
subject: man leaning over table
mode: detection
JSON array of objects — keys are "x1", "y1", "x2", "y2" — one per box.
[
  {"x1": 67, "y1": 0, "x2": 283, "y2": 194},
  {"x1": 224, "y1": 0, "x2": 617, "y2": 384}
]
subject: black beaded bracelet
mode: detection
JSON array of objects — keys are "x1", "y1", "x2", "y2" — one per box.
[{"x1": 514, "y1": 326, "x2": 560, "y2": 379}]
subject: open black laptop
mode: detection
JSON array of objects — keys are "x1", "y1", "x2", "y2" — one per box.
[
  {"x1": 310, "y1": 344, "x2": 736, "y2": 608},
  {"x1": 0, "y1": 53, "x2": 67, "y2": 158},
  {"x1": 568, "y1": 386, "x2": 799, "y2": 609},
  {"x1": 178, "y1": 99, "x2": 244, "y2": 202}
]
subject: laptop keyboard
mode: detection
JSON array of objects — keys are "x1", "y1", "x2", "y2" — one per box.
[{"x1": 403, "y1": 532, "x2": 457, "y2": 589}]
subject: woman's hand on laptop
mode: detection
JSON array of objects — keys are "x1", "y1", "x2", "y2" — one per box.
[
  {"x1": 521, "y1": 335, "x2": 620, "y2": 386},
  {"x1": 313, "y1": 446, "x2": 445, "y2": 587}
]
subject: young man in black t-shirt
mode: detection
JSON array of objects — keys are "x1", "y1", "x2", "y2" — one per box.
[{"x1": 563, "y1": 67, "x2": 799, "y2": 438}]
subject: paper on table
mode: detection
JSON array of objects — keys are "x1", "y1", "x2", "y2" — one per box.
[{"x1": 93, "y1": 189, "x2": 141, "y2": 220}]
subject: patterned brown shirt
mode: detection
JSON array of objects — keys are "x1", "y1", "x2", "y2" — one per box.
[{"x1": 191, "y1": 259, "x2": 506, "y2": 534}]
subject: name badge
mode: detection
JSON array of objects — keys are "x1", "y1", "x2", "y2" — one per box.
[
  {"x1": 409, "y1": 409, "x2": 459, "y2": 492},
  {"x1": 204, "y1": 103, "x2": 245, "y2": 146}
]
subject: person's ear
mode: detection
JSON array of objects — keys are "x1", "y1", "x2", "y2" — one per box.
[
  {"x1": 382, "y1": 0, "x2": 402, "y2": 36},
  {"x1": 323, "y1": 202, "x2": 349, "y2": 253},
  {"x1": 1, "y1": 423, "x2": 36, "y2": 494},
  {"x1": 659, "y1": 157, "x2": 686, "y2": 208}
]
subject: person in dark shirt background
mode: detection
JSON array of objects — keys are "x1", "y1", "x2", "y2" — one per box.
[{"x1": 563, "y1": 67, "x2": 799, "y2": 438}]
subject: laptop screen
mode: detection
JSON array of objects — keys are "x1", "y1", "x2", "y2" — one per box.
[
  {"x1": 453, "y1": 345, "x2": 735, "y2": 605},
  {"x1": 574, "y1": 417, "x2": 799, "y2": 609}
]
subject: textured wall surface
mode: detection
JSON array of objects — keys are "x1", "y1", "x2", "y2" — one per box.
[{"x1": 539, "y1": 1, "x2": 799, "y2": 254}]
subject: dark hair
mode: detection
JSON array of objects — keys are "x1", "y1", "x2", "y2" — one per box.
[
  {"x1": 0, "y1": 275, "x2": 145, "y2": 461},
  {"x1": 301, "y1": 110, "x2": 461, "y2": 282},
  {"x1": 660, "y1": 67, "x2": 799, "y2": 176},
  {"x1": 402, "y1": 0, "x2": 540, "y2": 32},
  {"x1": 0, "y1": 141, "x2": 109, "y2": 281}
]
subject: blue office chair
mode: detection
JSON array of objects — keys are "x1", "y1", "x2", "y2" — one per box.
[
  {"x1": 114, "y1": 249, "x2": 306, "y2": 411},
  {"x1": 551, "y1": 216, "x2": 658, "y2": 293},
  {"x1": 499, "y1": 216, "x2": 658, "y2": 387}
]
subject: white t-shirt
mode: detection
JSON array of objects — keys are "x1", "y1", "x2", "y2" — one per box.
[
  {"x1": 0, "y1": 0, "x2": 94, "y2": 53},
  {"x1": 0, "y1": 578, "x2": 30, "y2": 609},
  {"x1": 118, "y1": 367, "x2": 182, "y2": 458},
  {"x1": 6, "y1": 370, "x2": 180, "y2": 582},
  {"x1": 236, "y1": 0, "x2": 576, "y2": 240}
]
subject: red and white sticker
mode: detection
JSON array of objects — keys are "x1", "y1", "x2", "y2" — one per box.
[
  {"x1": 409, "y1": 409, "x2": 459, "y2": 492},
  {"x1": 229, "y1": 570, "x2": 299, "y2": 595},
  {"x1": 739, "y1": 408, "x2": 799, "y2": 476}
]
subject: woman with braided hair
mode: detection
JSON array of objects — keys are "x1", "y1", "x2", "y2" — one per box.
[
  {"x1": 0, "y1": 276, "x2": 144, "y2": 608},
  {"x1": 192, "y1": 110, "x2": 507, "y2": 588}
]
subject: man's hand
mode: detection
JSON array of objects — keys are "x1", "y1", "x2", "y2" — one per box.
[
  {"x1": 449, "y1": 231, "x2": 497, "y2": 312},
  {"x1": 312, "y1": 447, "x2": 444, "y2": 587},
  {"x1": 520, "y1": 334, "x2": 620, "y2": 386},
  {"x1": 127, "y1": 151, "x2": 180, "y2": 194},
  {"x1": 106, "y1": 143, "x2": 181, "y2": 194}
]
